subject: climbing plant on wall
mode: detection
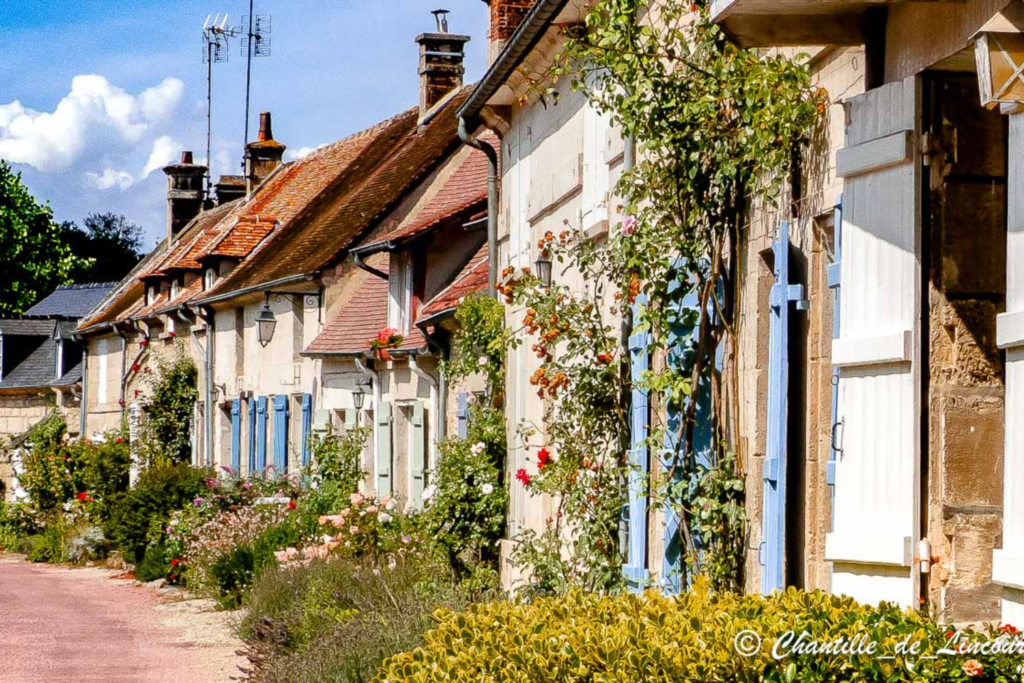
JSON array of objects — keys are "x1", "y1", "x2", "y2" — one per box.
[
  {"x1": 138, "y1": 357, "x2": 199, "y2": 466},
  {"x1": 502, "y1": 0, "x2": 825, "y2": 593}
]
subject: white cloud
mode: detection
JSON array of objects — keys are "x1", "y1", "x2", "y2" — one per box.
[
  {"x1": 0, "y1": 75, "x2": 184, "y2": 172},
  {"x1": 142, "y1": 135, "x2": 181, "y2": 178},
  {"x1": 84, "y1": 167, "x2": 134, "y2": 191},
  {"x1": 286, "y1": 143, "x2": 327, "y2": 161}
]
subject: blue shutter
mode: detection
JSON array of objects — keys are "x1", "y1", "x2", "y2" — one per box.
[
  {"x1": 230, "y1": 398, "x2": 241, "y2": 472},
  {"x1": 623, "y1": 295, "x2": 650, "y2": 592},
  {"x1": 300, "y1": 393, "x2": 313, "y2": 468},
  {"x1": 256, "y1": 396, "x2": 268, "y2": 471},
  {"x1": 661, "y1": 270, "x2": 707, "y2": 595},
  {"x1": 456, "y1": 392, "x2": 469, "y2": 438},
  {"x1": 272, "y1": 395, "x2": 288, "y2": 472},
  {"x1": 760, "y1": 221, "x2": 808, "y2": 594},
  {"x1": 248, "y1": 397, "x2": 257, "y2": 474},
  {"x1": 826, "y1": 197, "x2": 842, "y2": 522}
]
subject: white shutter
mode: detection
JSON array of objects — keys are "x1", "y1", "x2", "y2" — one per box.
[
  {"x1": 826, "y1": 76, "x2": 922, "y2": 608},
  {"x1": 994, "y1": 114, "x2": 1024, "y2": 627}
]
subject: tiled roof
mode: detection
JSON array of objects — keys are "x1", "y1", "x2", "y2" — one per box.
[
  {"x1": 198, "y1": 215, "x2": 277, "y2": 260},
  {"x1": 24, "y1": 282, "x2": 117, "y2": 318},
  {"x1": 374, "y1": 138, "x2": 492, "y2": 246},
  {"x1": 144, "y1": 200, "x2": 239, "y2": 277},
  {"x1": 155, "y1": 278, "x2": 203, "y2": 315},
  {"x1": 420, "y1": 244, "x2": 490, "y2": 319},
  {"x1": 200, "y1": 87, "x2": 473, "y2": 301}
]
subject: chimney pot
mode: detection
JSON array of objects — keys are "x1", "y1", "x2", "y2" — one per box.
[
  {"x1": 180, "y1": 150, "x2": 194, "y2": 165},
  {"x1": 257, "y1": 111, "x2": 273, "y2": 143},
  {"x1": 162, "y1": 151, "x2": 207, "y2": 242}
]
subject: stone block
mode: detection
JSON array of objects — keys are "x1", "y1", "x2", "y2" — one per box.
[
  {"x1": 941, "y1": 395, "x2": 1004, "y2": 509},
  {"x1": 945, "y1": 582, "x2": 1002, "y2": 625}
]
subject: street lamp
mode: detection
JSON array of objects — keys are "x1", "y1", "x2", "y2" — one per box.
[
  {"x1": 353, "y1": 377, "x2": 372, "y2": 410},
  {"x1": 534, "y1": 252, "x2": 552, "y2": 287},
  {"x1": 256, "y1": 297, "x2": 277, "y2": 347},
  {"x1": 973, "y1": 0, "x2": 1024, "y2": 108}
]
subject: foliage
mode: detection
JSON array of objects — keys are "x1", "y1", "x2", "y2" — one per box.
[
  {"x1": 440, "y1": 293, "x2": 508, "y2": 393},
  {"x1": 496, "y1": 0, "x2": 824, "y2": 591},
  {"x1": 420, "y1": 405, "x2": 507, "y2": 574},
  {"x1": 61, "y1": 212, "x2": 146, "y2": 283},
  {"x1": 378, "y1": 581, "x2": 1023, "y2": 682},
  {"x1": 239, "y1": 555, "x2": 498, "y2": 683},
  {"x1": 0, "y1": 160, "x2": 87, "y2": 315},
  {"x1": 308, "y1": 425, "x2": 368, "y2": 499},
  {"x1": 138, "y1": 356, "x2": 199, "y2": 465},
  {"x1": 102, "y1": 462, "x2": 211, "y2": 563}
]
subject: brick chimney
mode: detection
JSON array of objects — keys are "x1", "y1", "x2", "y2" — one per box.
[
  {"x1": 162, "y1": 151, "x2": 207, "y2": 242},
  {"x1": 416, "y1": 11, "x2": 471, "y2": 117},
  {"x1": 482, "y1": 0, "x2": 535, "y2": 63},
  {"x1": 244, "y1": 111, "x2": 286, "y2": 195}
]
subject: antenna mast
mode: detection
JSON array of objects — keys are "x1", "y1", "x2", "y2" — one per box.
[
  {"x1": 242, "y1": 3, "x2": 272, "y2": 155},
  {"x1": 201, "y1": 13, "x2": 238, "y2": 194}
]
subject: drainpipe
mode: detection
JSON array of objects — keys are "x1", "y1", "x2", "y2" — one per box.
[
  {"x1": 354, "y1": 357, "x2": 380, "y2": 491},
  {"x1": 113, "y1": 324, "x2": 129, "y2": 425},
  {"x1": 76, "y1": 335, "x2": 88, "y2": 438},
  {"x1": 191, "y1": 306, "x2": 216, "y2": 468},
  {"x1": 408, "y1": 353, "x2": 441, "y2": 457},
  {"x1": 458, "y1": 117, "x2": 498, "y2": 298}
]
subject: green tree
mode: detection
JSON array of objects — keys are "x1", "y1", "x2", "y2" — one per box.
[
  {"x1": 0, "y1": 160, "x2": 87, "y2": 315},
  {"x1": 61, "y1": 212, "x2": 146, "y2": 283}
]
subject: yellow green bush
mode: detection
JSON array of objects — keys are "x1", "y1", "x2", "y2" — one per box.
[{"x1": 376, "y1": 581, "x2": 1023, "y2": 682}]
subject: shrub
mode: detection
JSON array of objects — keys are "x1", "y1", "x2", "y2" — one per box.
[
  {"x1": 377, "y1": 582, "x2": 1024, "y2": 682},
  {"x1": 207, "y1": 517, "x2": 305, "y2": 608},
  {"x1": 239, "y1": 555, "x2": 497, "y2": 683},
  {"x1": 308, "y1": 425, "x2": 367, "y2": 495},
  {"x1": 420, "y1": 406, "x2": 506, "y2": 573},
  {"x1": 103, "y1": 462, "x2": 211, "y2": 563},
  {"x1": 137, "y1": 356, "x2": 198, "y2": 466},
  {"x1": 135, "y1": 539, "x2": 172, "y2": 583}
]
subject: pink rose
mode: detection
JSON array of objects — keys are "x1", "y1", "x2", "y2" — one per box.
[{"x1": 621, "y1": 215, "x2": 637, "y2": 235}]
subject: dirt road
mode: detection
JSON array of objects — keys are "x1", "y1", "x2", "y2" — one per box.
[{"x1": 0, "y1": 555, "x2": 245, "y2": 682}]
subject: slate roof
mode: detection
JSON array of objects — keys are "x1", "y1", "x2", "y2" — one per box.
[
  {"x1": 24, "y1": 282, "x2": 116, "y2": 318},
  {"x1": 0, "y1": 320, "x2": 56, "y2": 336},
  {"x1": 0, "y1": 318, "x2": 85, "y2": 390},
  {"x1": 420, "y1": 244, "x2": 490, "y2": 320}
]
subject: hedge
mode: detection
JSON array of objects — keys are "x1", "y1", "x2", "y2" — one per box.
[{"x1": 376, "y1": 581, "x2": 1022, "y2": 682}]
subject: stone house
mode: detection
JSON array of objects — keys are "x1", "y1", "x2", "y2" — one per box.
[
  {"x1": 77, "y1": 15, "x2": 491, "y2": 508},
  {"x1": 711, "y1": 0, "x2": 1024, "y2": 624},
  {"x1": 0, "y1": 282, "x2": 114, "y2": 500}
]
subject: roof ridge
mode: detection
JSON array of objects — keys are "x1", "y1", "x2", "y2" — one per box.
[{"x1": 55, "y1": 282, "x2": 119, "y2": 290}]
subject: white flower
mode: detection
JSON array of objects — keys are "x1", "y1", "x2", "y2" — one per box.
[
  {"x1": 481, "y1": 483, "x2": 494, "y2": 496},
  {"x1": 422, "y1": 484, "x2": 437, "y2": 502},
  {"x1": 378, "y1": 512, "x2": 393, "y2": 524},
  {"x1": 478, "y1": 356, "x2": 489, "y2": 366},
  {"x1": 470, "y1": 441, "x2": 486, "y2": 455}
]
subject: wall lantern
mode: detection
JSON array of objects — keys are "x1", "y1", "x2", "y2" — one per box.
[
  {"x1": 353, "y1": 378, "x2": 371, "y2": 411},
  {"x1": 534, "y1": 252, "x2": 552, "y2": 287},
  {"x1": 256, "y1": 296, "x2": 277, "y2": 347},
  {"x1": 973, "y1": 0, "x2": 1024, "y2": 108}
]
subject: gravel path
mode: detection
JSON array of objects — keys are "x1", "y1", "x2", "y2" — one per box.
[{"x1": 0, "y1": 554, "x2": 246, "y2": 683}]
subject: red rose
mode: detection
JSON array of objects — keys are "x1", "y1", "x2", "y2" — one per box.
[
  {"x1": 140, "y1": 339, "x2": 148, "y2": 346},
  {"x1": 287, "y1": 500, "x2": 297, "y2": 510},
  {"x1": 168, "y1": 331, "x2": 176, "y2": 338},
  {"x1": 116, "y1": 437, "x2": 123, "y2": 444},
  {"x1": 170, "y1": 558, "x2": 179, "y2": 567},
  {"x1": 537, "y1": 448, "x2": 551, "y2": 468},
  {"x1": 76, "y1": 491, "x2": 89, "y2": 501},
  {"x1": 515, "y1": 468, "x2": 532, "y2": 486},
  {"x1": 131, "y1": 363, "x2": 140, "y2": 373}
]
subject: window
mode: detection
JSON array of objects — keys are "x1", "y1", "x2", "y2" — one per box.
[
  {"x1": 204, "y1": 268, "x2": 216, "y2": 290},
  {"x1": 146, "y1": 286, "x2": 155, "y2": 306},
  {"x1": 54, "y1": 339, "x2": 63, "y2": 380},
  {"x1": 170, "y1": 279, "x2": 179, "y2": 300},
  {"x1": 388, "y1": 252, "x2": 413, "y2": 334}
]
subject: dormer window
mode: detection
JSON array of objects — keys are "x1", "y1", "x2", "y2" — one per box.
[
  {"x1": 204, "y1": 268, "x2": 216, "y2": 290},
  {"x1": 388, "y1": 252, "x2": 413, "y2": 335}
]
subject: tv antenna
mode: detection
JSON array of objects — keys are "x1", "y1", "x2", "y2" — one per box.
[
  {"x1": 241, "y1": 2, "x2": 273, "y2": 156},
  {"x1": 201, "y1": 13, "x2": 238, "y2": 193}
]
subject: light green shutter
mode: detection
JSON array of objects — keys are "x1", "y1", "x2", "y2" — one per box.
[
  {"x1": 376, "y1": 401, "x2": 392, "y2": 495},
  {"x1": 411, "y1": 402, "x2": 426, "y2": 507},
  {"x1": 343, "y1": 408, "x2": 357, "y2": 431}
]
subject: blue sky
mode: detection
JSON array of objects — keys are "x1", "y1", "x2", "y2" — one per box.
[{"x1": 0, "y1": 0, "x2": 489, "y2": 247}]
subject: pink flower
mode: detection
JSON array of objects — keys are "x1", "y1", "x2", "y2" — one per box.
[
  {"x1": 349, "y1": 526, "x2": 360, "y2": 535},
  {"x1": 350, "y1": 492, "x2": 365, "y2": 506},
  {"x1": 620, "y1": 215, "x2": 637, "y2": 235},
  {"x1": 243, "y1": 481, "x2": 253, "y2": 490},
  {"x1": 365, "y1": 505, "x2": 378, "y2": 514},
  {"x1": 962, "y1": 660, "x2": 983, "y2": 677}
]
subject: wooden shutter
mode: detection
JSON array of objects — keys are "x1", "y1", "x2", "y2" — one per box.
[
  {"x1": 761, "y1": 221, "x2": 807, "y2": 594},
  {"x1": 272, "y1": 395, "x2": 288, "y2": 472},
  {"x1": 827, "y1": 76, "x2": 922, "y2": 608},
  {"x1": 300, "y1": 394, "x2": 313, "y2": 468},
  {"x1": 826, "y1": 198, "x2": 843, "y2": 507},
  {"x1": 376, "y1": 401, "x2": 392, "y2": 495},
  {"x1": 995, "y1": 114, "x2": 1024, "y2": 626},
  {"x1": 343, "y1": 408, "x2": 357, "y2": 431},
  {"x1": 230, "y1": 398, "x2": 241, "y2": 472},
  {"x1": 248, "y1": 397, "x2": 257, "y2": 474},
  {"x1": 456, "y1": 392, "x2": 469, "y2": 439},
  {"x1": 255, "y1": 396, "x2": 268, "y2": 471},
  {"x1": 624, "y1": 297, "x2": 650, "y2": 592},
  {"x1": 410, "y1": 402, "x2": 426, "y2": 507}
]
